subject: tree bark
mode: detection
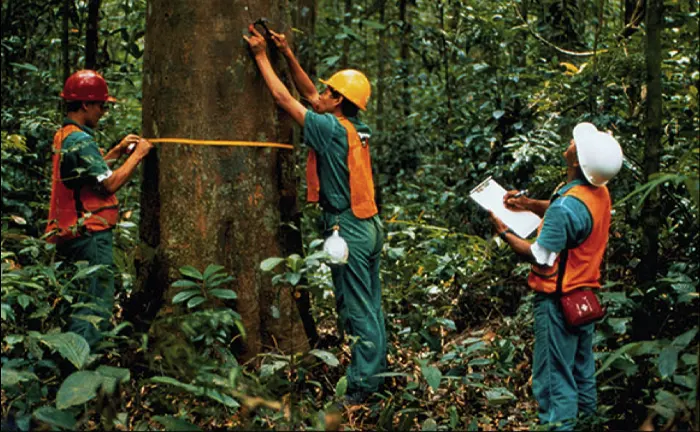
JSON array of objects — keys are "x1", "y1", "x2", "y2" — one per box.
[
  {"x1": 398, "y1": 0, "x2": 410, "y2": 117},
  {"x1": 290, "y1": 0, "x2": 320, "y2": 347},
  {"x1": 292, "y1": 0, "x2": 317, "y2": 82},
  {"x1": 85, "y1": 0, "x2": 100, "y2": 69},
  {"x1": 135, "y1": 0, "x2": 309, "y2": 361},
  {"x1": 341, "y1": 0, "x2": 352, "y2": 68},
  {"x1": 638, "y1": 0, "x2": 663, "y2": 282},
  {"x1": 62, "y1": 0, "x2": 71, "y2": 83}
]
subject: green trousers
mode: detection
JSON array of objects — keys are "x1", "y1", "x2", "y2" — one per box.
[
  {"x1": 323, "y1": 210, "x2": 387, "y2": 393},
  {"x1": 57, "y1": 229, "x2": 115, "y2": 347},
  {"x1": 532, "y1": 293, "x2": 597, "y2": 431}
]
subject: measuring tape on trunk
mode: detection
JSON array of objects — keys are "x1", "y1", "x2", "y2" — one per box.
[{"x1": 127, "y1": 138, "x2": 294, "y2": 152}]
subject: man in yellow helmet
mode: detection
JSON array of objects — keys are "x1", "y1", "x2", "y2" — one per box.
[{"x1": 244, "y1": 25, "x2": 386, "y2": 404}]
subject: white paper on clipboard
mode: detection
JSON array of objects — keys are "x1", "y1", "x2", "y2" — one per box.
[{"x1": 469, "y1": 177, "x2": 541, "y2": 238}]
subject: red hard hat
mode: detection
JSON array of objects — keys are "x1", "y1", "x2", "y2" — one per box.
[{"x1": 60, "y1": 70, "x2": 117, "y2": 102}]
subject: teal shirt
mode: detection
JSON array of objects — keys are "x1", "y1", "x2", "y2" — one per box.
[
  {"x1": 303, "y1": 111, "x2": 372, "y2": 212},
  {"x1": 59, "y1": 119, "x2": 110, "y2": 190},
  {"x1": 536, "y1": 179, "x2": 593, "y2": 253}
]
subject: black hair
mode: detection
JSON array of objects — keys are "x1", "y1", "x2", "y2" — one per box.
[
  {"x1": 330, "y1": 89, "x2": 360, "y2": 118},
  {"x1": 65, "y1": 101, "x2": 84, "y2": 113}
]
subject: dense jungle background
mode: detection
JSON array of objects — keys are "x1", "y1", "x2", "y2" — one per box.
[{"x1": 1, "y1": 0, "x2": 698, "y2": 430}]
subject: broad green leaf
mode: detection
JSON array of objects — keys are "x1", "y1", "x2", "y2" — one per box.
[
  {"x1": 595, "y1": 341, "x2": 657, "y2": 376},
  {"x1": 422, "y1": 418, "x2": 438, "y2": 431},
  {"x1": 151, "y1": 376, "x2": 201, "y2": 393},
  {"x1": 468, "y1": 358, "x2": 491, "y2": 366},
  {"x1": 421, "y1": 365, "x2": 442, "y2": 390},
  {"x1": 39, "y1": 332, "x2": 90, "y2": 370},
  {"x1": 187, "y1": 296, "x2": 206, "y2": 309},
  {"x1": 172, "y1": 290, "x2": 199, "y2": 304},
  {"x1": 171, "y1": 280, "x2": 200, "y2": 289},
  {"x1": 56, "y1": 371, "x2": 102, "y2": 409},
  {"x1": 305, "y1": 251, "x2": 328, "y2": 262},
  {"x1": 203, "y1": 264, "x2": 226, "y2": 281},
  {"x1": 1, "y1": 368, "x2": 38, "y2": 387},
  {"x1": 71, "y1": 314, "x2": 104, "y2": 329},
  {"x1": 179, "y1": 265, "x2": 203, "y2": 280},
  {"x1": 209, "y1": 289, "x2": 237, "y2": 299},
  {"x1": 607, "y1": 317, "x2": 630, "y2": 335},
  {"x1": 33, "y1": 407, "x2": 77, "y2": 430},
  {"x1": 309, "y1": 239, "x2": 324, "y2": 249},
  {"x1": 72, "y1": 264, "x2": 105, "y2": 280},
  {"x1": 484, "y1": 387, "x2": 516, "y2": 405},
  {"x1": 361, "y1": 19, "x2": 386, "y2": 30},
  {"x1": 671, "y1": 328, "x2": 698, "y2": 350},
  {"x1": 335, "y1": 376, "x2": 348, "y2": 397},
  {"x1": 286, "y1": 254, "x2": 303, "y2": 272},
  {"x1": 207, "y1": 275, "x2": 235, "y2": 288},
  {"x1": 309, "y1": 349, "x2": 340, "y2": 367},
  {"x1": 4, "y1": 334, "x2": 24, "y2": 346},
  {"x1": 152, "y1": 415, "x2": 201, "y2": 431},
  {"x1": 96, "y1": 365, "x2": 130, "y2": 382},
  {"x1": 657, "y1": 346, "x2": 679, "y2": 378},
  {"x1": 260, "y1": 257, "x2": 284, "y2": 272},
  {"x1": 202, "y1": 388, "x2": 239, "y2": 408},
  {"x1": 285, "y1": 272, "x2": 302, "y2": 286}
]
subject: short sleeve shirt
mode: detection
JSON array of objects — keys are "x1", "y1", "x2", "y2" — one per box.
[
  {"x1": 303, "y1": 111, "x2": 372, "y2": 212},
  {"x1": 59, "y1": 119, "x2": 111, "y2": 190},
  {"x1": 535, "y1": 179, "x2": 594, "y2": 254}
]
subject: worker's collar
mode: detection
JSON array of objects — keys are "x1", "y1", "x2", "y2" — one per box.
[
  {"x1": 553, "y1": 178, "x2": 589, "y2": 198},
  {"x1": 62, "y1": 117, "x2": 95, "y2": 137}
]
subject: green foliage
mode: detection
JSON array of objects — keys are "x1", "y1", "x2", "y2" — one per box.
[{"x1": 2, "y1": 0, "x2": 698, "y2": 429}]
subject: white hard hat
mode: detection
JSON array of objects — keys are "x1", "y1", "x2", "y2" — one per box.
[{"x1": 572, "y1": 122, "x2": 624, "y2": 187}]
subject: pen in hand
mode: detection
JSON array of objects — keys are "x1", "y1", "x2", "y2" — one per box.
[{"x1": 512, "y1": 189, "x2": 528, "y2": 198}]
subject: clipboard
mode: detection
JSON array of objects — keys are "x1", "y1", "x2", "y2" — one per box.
[{"x1": 469, "y1": 176, "x2": 541, "y2": 238}]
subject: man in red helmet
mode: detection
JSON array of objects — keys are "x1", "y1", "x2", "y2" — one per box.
[{"x1": 46, "y1": 70, "x2": 153, "y2": 346}]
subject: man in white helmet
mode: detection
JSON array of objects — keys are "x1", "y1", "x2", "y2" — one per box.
[{"x1": 489, "y1": 123, "x2": 623, "y2": 430}]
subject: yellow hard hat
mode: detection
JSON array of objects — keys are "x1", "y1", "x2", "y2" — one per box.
[{"x1": 320, "y1": 69, "x2": 371, "y2": 111}]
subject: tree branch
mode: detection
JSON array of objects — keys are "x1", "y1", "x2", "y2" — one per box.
[{"x1": 511, "y1": 1, "x2": 607, "y2": 57}]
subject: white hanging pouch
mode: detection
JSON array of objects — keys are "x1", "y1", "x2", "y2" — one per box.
[{"x1": 323, "y1": 225, "x2": 349, "y2": 265}]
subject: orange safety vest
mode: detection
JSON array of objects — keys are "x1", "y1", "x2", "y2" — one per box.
[
  {"x1": 528, "y1": 184, "x2": 611, "y2": 294},
  {"x1": 45, "y1": 124, "x2": 119, "y2": 243},
  {"x1": 306, "y1": 116, "x2": 378, "y2": 219}
]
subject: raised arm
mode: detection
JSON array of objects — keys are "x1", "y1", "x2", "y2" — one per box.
[
  {"x1": 269, "y1": 30, "x2": 320, "y2": 109},
  {"x1": 244, "y1": 26, "x2": 308, "y2": 126}
]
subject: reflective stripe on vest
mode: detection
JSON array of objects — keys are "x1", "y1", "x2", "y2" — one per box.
[
  {"x1": 306, "y1": 116, "x2": 378, "y2": 219},
  {"x1": 45, "y1": 124, "x2": 119, "y2": 243},
  {"x1": 528, "y1": 184, "x2": 611, "y2": 294}
]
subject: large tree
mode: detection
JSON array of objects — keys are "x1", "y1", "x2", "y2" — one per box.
[{"x1": 132, "y1": 0, "x2": 309, "y2": 360}]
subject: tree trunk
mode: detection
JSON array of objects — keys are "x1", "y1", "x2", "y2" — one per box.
[
  {"x1": 638, "y1": 0, "x2": 662, "y2": 283},
  {"x1": 292, "y1": 0, "x2": 317, "y2": 79},
  {"x1": 62, "y1": 0, "x2": 70, "y2": 83},
  {"x1": 398, "y1": 0, "x2": 410, "y2": 117},
  {"x1": 85, "y1": 0, "x2": 100, "y2": 69},
  {"x1": 135, "y1": 0, "x2": 309, "y2": 361},
  {"x1": 376, "y1": 2, "x2": 387, "y2": 133},
  {"x1": 341, "y1": 0, "x2": 352, "y2": 68},
  {"x1": 290, "y1": 0, "x2": 320, "y2": 347}
]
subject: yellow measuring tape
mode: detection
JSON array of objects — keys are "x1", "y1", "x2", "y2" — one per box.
[{"x1": 147, "y1": 138, "x2": 294, "y2": 150}]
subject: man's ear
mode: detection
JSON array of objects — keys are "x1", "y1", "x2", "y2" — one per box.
[
  {"x1": 332, "y1": 94, "x2": 344, "y2": 108},
  {"x1": 81, "y1": 101, "x2": 90, "y2": 112}
]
